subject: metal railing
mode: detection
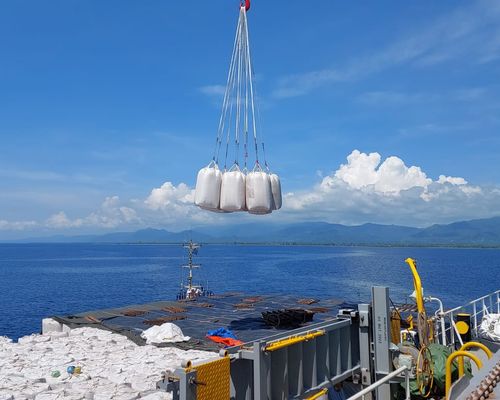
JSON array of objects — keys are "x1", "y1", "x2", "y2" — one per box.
[
  {"x1": 346, "y1": 366, "x2": 410, "y2": 400},
  {"x1": 434, "y1": 290, "x2": 500, "y2": 346}
]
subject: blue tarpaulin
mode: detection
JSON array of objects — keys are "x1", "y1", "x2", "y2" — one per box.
[{"x1": 206, "y1": 327, "x2": 237, "y2": 339}]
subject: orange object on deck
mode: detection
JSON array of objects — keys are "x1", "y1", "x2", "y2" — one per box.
[{"x1": 207, "y1": 335, "x2": 243, "y2": 347}]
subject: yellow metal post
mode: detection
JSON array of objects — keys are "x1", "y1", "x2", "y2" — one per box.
[
  {"x1": 457, "y1": 341, "x2": 492, "y2": 377},
  {"x1": 445, "y1": 351, "x2": 482, "y2": 400}
]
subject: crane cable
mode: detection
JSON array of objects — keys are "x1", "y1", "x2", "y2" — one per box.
[
  {"x1": 215, "y1": 2, "x2": 261, "y2": 171},
  {"x1": 242, "y1": 6, "x2": 260, "y2": 166},
  {"x1": 214, "y1": 11, "x2": 240, "y2": 165}
]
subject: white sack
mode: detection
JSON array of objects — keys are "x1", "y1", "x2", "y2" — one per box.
[
  {"x1": 478, "y1": 313, "x2": 500, "y2": 342},
  {"x1": 246, "y1": 170, "x2": 272, "y2": 214},
  {"x1": 140, "y1": 323, "x2": 190, "y2": 345},
  {"x1": 194, "y1": 162, "x2": 222, "y2": 211},
  {"x1": 42, "y1": 318, "x2": 62, "y2": 334},
  {"x1": 269, "y1": 173, "x2": 282, "y2": 210},
  {"x1": 220, "y1": 165, "x2": 246, "y2": 212}
]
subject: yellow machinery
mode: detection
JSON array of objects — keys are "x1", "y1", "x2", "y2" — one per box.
[
  {"x1": 403, "y1": 258, "x2": 434, "y2": 397},
  {"x1": 403, "y1": 260, "x2": 495, "y2": 400},
  {"x1": 405, "y1": 258, "x2": 430, "y2": 347}
]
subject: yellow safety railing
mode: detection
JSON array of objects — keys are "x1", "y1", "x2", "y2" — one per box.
[
  {"x1": 264, "y1": 330, "x2": 325, "y2": 352},
  {"x1": 305, "y1": 388, "x2": 328, "y2": 400},
  {"x1": 445, "y1": 351, "x2": 483, "y2": 400},
  {"x1": 457, "y1": 341, "x2": 492, "y2": 377}
]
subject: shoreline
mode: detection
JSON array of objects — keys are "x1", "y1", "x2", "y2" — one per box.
[{"x1": 2, "y1": 241, "x2": 500, "y2": 249}]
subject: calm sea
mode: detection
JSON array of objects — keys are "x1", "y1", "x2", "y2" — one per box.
[{"x1": 0, "y1": 243, "x2": 498, "y2": 339}]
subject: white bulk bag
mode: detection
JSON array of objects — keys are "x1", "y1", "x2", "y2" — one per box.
[
  {"x1": 269, "y1": 173, "x2": 282, "y2": 210},
  {"x1": 220, "y1": 164, "x2": 246, "y2": 212},
  {"x1": 140, "y1": 322, "x2": 190, "y2": 344},
  {"x1": 194, "y1": 162, "x2": 222, "y2": 211},
  {"x1": 246, "y1": 167, "x2": 272, "y2": 214}
]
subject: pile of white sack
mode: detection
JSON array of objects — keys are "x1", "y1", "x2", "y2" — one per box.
[
  {"x1": 194, "y1": 162, "x2": 281, "y2": 214},
  {"x1": 0, "y1": 327, "x2": 212, "y2": 400}
]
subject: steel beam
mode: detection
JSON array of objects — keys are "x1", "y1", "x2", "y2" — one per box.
[{"x1": 372, "y1": 286, "x2": 392, "y2": 400}]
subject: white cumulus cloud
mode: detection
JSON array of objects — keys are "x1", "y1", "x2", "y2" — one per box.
[
  {"x1": 46, "y1": 211, "x2": 83, "y2": 229},
  {"x1": 46, "y1": 197, "x2": 141, "y2": 230},
  {"x1": 2, "y1": 150, "x2": 499, "y2": 234},
  {"x1": 143, "y1": 182, "x2": 216, "y2": 225},
  {"x1": 145, "y1": 182, "x2": 193, "y2": 211},
  {"x1": 330, "y1": 150, "x2": 431, "y2": 194},
  {"x1": 437, "y1": 175, "x2": 468, "y2": 185},
  {"x1": 0, "y1": 219, "x2": 38, "y2": 231},
  {"x1": 284, "y1": 150, "x2": 500, "y2": 226}
]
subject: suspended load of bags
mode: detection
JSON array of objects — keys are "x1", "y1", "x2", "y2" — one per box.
[{"x1": 194, "y1": 1, "x2": 282, "y2": 215}]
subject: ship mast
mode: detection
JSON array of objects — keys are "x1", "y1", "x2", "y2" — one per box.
[
  {"x1": 177, "y1": 240, "x2": 213, "y2": 300},
  {"x1": 182, "y1": 240, "x2": 201, "y2": 292}
]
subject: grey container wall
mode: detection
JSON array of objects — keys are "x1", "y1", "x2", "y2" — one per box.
[
  {"x1": 168, "y1": 316, "x2": 362, "y2": 400},
  {"x1": 236, "y1": 317, "x2": 361, "y2": 399}
]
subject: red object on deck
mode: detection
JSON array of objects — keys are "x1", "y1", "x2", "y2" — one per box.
[
  {"x1": 207, "y1": 335, "x2": 244, "y2": 347},
  {"x1": 243, "y1": 0, "x2": 250, "y2": 11}
]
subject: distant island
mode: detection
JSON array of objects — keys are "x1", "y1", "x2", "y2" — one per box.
[{"x1": 4, "y1": 216, "x2": 500, "y2": 248}]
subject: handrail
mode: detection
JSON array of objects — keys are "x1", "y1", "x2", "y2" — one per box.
[
  {"x1": 442, "y1": 290, "x2": 500, "y2": 316},
  {"x1": 347, "y1": 366, "x2": 410, "y2": 400},
  {"x1": 433, "y1": 290, "x2": 499, "y2": 346},
  {"x1": 445, "y1": 351, "x2": 483, "y2": 400},
  {"x1": 450, "y1": 319, "x2": 464, "y2": 347},
  {"x1": 457, "y1": 342, "x2": 492, "y2": 377},
  {"x1": 305, "y1": 388, "x2": 328, "y2": 400},
  {"x1": 426, "y1": 296, "x2": 446, "y2": 345},
  {"x1": 264, "y1": 329, "x2": 325, "y2": 352}
]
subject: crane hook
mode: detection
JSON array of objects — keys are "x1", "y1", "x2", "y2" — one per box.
[{"x1": 241, "y1": 0, "x2": 250, "y2": 11}]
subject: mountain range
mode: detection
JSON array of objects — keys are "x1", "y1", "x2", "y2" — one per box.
[{"x1": 6, "y1": 216, "x2": 500, "y2": 247}]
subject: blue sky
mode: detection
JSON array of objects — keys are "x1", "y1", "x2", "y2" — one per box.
[{"x1": 1, "y1": 1, "x2": 500, "y2": 238}]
